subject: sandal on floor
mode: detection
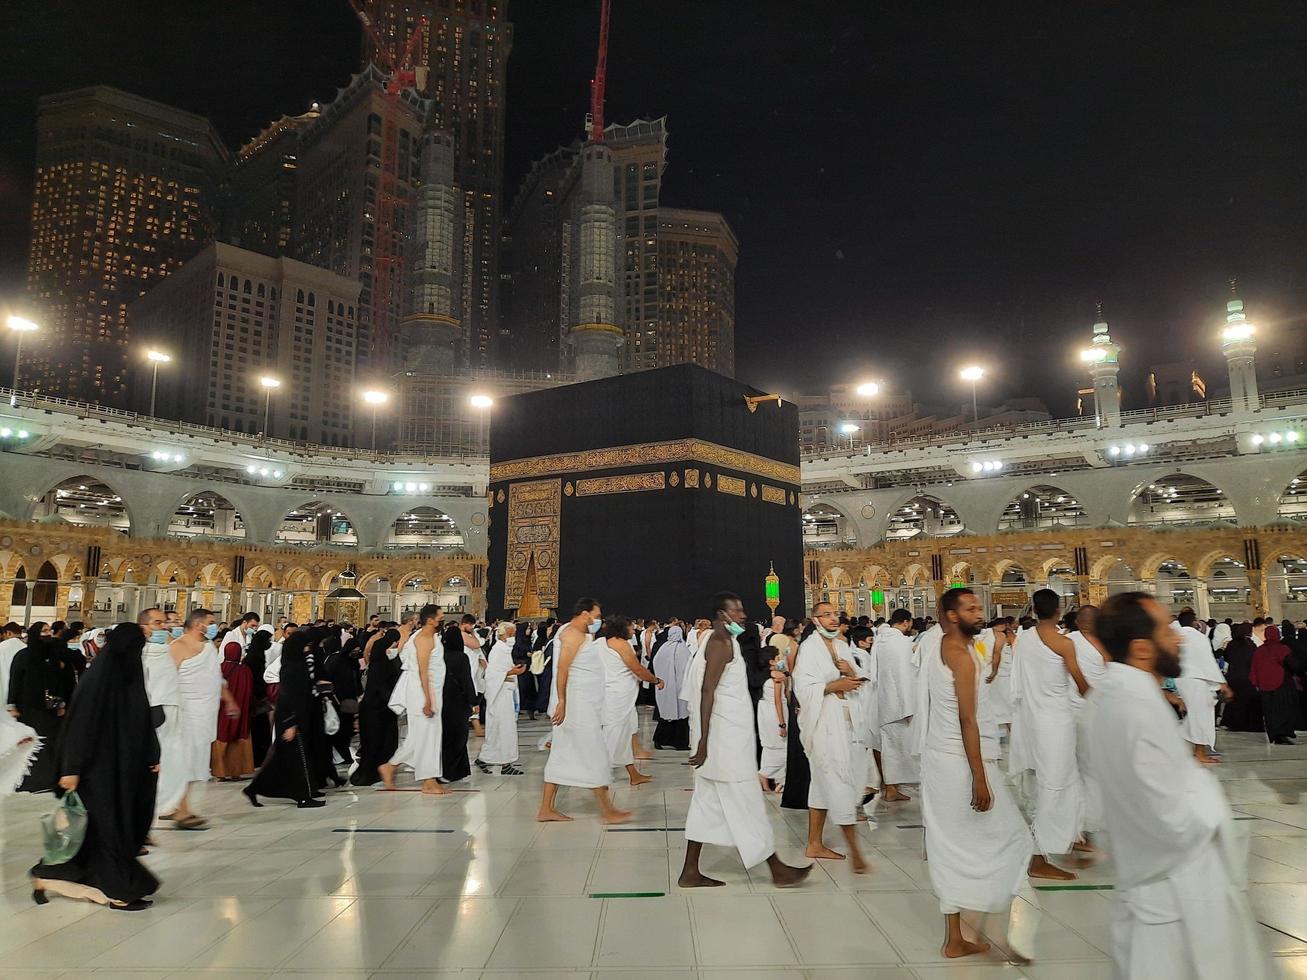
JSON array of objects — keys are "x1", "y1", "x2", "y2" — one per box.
[
  {"x1": 501, "y1": 765, "x2": 524, "y2": 775},
  {"x1": 475, "y1": 759, "x2": 492, "y2": 773},
  {"x1": 174, "y1": 815, "x2": 208, "y2": 830}
]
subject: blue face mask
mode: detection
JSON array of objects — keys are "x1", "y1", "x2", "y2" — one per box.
[
  {"x1": 170, "y1": 626, "x2": 184, "y2": 639},
  {"x1": 587, "y1": 619, "x2": 601, "y2": 634},
  {"x1": 204, "y1": 624, "x2": 219, "y2": 640},
  {"x1": 150, "y1": 630, "x2": 170, "y2": 646},
  {"x1": 724, "y1": 621, "x2": 745, "y2": 637}
]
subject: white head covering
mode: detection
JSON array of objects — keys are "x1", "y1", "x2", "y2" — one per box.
[
  {"x1": 1211, "y1": 622, "x2": 1232, "y2": 651},
  {"x1": 653, "y1": 625, "x2": 691, "y2": 721}
]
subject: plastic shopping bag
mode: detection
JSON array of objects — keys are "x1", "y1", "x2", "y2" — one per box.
[{"x1": 41, "y1": 790, "x2": 88, "y2": 865}]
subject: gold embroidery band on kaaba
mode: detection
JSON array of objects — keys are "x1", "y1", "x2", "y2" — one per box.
[
  {"x1": 490, "y1": 439, "x2": 800, "y2": 486},
  {"x1": 575, "y1": 472, "x2": 666, "y2": 496}
]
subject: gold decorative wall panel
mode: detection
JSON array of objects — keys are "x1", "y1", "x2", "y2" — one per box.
[
  {"x1": 490, "y1": 438, "x2": 800, "y2": 486},
  {"x1": 717, "y1": 474, "x2": 746, "y2": 497},
  {"x1": 684, "y1": 468, "x2": 700, "y2": 488},
  {"x1": 762, "y1": 485, "x2": 787, "y2": 505},
  {"x1": 575, "y1": 472, "x2": 667, "y2": 496},
  {"x1": 504, "y1": 479, "x2": 561, "y2": 611}
]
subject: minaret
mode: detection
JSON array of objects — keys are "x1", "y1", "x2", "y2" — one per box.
[
  {"x1": 401, "y1": 129, "x2": 462, "y2": 373},
  {"x1": 570, "y1": 143, "x2": 621, "y2": 380},
  {"x1": 1221, "y1": 282, "x2": 1258, "y2": 413},
  {"x1": 568, "y1": 0, "x2": 622, "y2": 382},
  {"x1": 1081, "y1": 303, "x2": 1122, "y2": 427}
]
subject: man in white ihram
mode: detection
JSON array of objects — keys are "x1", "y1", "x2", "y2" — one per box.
[
  {"x1": 876, "y1": 608, "x2": 919, "y2": 802},
  {"x1": 793, "y1": 601, "x2": 869, "y2": 871},
  {"x1": 920, "y1": 588, "x2": 1033, "y2": 959},
  {"x1": 1014, "y1": 589, "x2": 1087, "y2": 880},
  {"x1": 1090, "y1": 591, "x2": 1271, "y2": 980},
  {"x1": 678, "y1": 591, "x2": 809, "y2": 888},
  {"x1": 1174, "y1": 610, "x2": 1230, "y2": 766}
]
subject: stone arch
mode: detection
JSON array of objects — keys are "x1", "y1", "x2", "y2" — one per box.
[
  {"x1": 1194, "y1": 549, "x2": 1244, "y2": 580},
  {"x1": 283, "y1": 567, "x2": 314, "y2": 591},
  {"x1": 1139, "y1": 553, "x2": 1190, "y2": 581},
  {"x1": 901, "y1": 563, "x2": 930, "y2": 587},
  {"x1": 1277, "y1": 470, "x2": 1307, "y2": 523},
  {"x1": 803, "y1": 500, "x2": 861, "y2": 549},
  {"x1": 376, "y1": 496, "x2": 466, "y2": 545},
  {"x1": 199, "y1": 562, "x2": 234, "y2": 588},
  {"x1": 29, "y1": 474, "x2": 136, "y2": 532},
  {"x1": 243, "y1": 564, "x2": 279, "y2": 590},
  {"x1": 989, "y1": 557, "x2": 1028, "y2": 583},
  {"x1": 948, "y1": 560, "x2": 977, "y2": 584},
  {"x1": 382, "y1": 504, "x2": 466, "y2": 551},
  {"x1": 821, "y1": 565, "x2": 854, "y2": 589},
  {"x1": 166, "y1": 488, "x2": 247, "y2": 540},
  {"x1": 858, "y1": 563, "x2": 891, "y2": 588},
  {"x1": 885, "y1": 491, "x2": 965, "y2": 539},
  {"x1": 1128, "y1": 472, "x2": 1237, "y2": 527},
  {"x1": 998, "y1": 485, "x2": 1087, "y2": 532},
  {"x1": 1039, "y1": 555, "x2": 1077, "y2": 580},
  {"x1": 275, "y1": 500, "x2": 360, "y2": 547}
]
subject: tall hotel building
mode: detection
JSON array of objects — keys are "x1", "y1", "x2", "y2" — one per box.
[
  {"x1": 128, "y1": 241, "x2": 361, "y2": 446},
  {"x1": 360, "y1": 0, "x2": 512, "y2": 370},
  {"x1": 504, "y1": 119, "x2": 738, "y2": 378},
  {"x1": 23, "y1": 87, "x2": 227, "y2": 404}
]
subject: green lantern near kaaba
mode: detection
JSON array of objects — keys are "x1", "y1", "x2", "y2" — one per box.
[
  {"x1": 765, "y1": 562, "x2": 780, "y2": 615},
  {"x1": 871, "y1": 588, "x2": 885, "y2": 607}
]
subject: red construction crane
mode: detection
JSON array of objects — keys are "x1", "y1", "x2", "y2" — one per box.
[
  {"x1": 584, "y1": 0, "x2": 612, "y2": 142},
  {"x1": 346, "y1": 2, "x2": 429, "y2": 367}
]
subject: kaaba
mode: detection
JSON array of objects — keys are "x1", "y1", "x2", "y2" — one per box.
[{"x1": 486, "y1": 364, "x2": 804, "y2": 623}]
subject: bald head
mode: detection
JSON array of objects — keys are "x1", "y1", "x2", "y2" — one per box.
[{"x1": 771, "y1": 616, "x2": 785, "y2": 632}]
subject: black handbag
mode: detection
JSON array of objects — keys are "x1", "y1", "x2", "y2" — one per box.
[{"x1": 43, "y1": 690, "x2": 66, "y2": 713}]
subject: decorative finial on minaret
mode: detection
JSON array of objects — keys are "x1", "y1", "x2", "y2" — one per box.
[{"x1": 1095, "y1": 300, "x2": 1104, "y2": 320}]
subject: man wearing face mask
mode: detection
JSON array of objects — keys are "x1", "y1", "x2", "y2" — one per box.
[
  {"x1": 167, "y1": 608, "x2": 238, "y2": 829},
  {"x1": 680, "y1": 592, "x2": 810, "y2": 888},
  {"x1": 1091, "y1": 593, "x2": 1272, "y2": 980},
  {"x1": 138, "y1": 607, "x2": 187, "y2": 825},
  {"x1": 537, "y1": 598, "x2": 631, "y2": 823},
  {"x1": 791, "y1": 601, "x2": 869, "y2": 872}
]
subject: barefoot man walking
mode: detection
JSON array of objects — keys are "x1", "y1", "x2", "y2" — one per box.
[
  {"x1": 922, "y1": 588, "x2": 1034, "y2": 958},
  {"x1": 537, "y1": 598, "x2": 632, "y2": 824},
  {"x1": 679, "y1": 592, "x2": 811, "y2": 889}
]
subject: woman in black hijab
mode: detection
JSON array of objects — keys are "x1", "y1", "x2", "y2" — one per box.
[
  {"x1": 323, "y1": 633, "x2": 361, "y2": 768},
  {"x1": 441, "y1": 622, "x2": 473, "y2": 783},
  {"x1": 31, "y1": 623, "x2": 159, "y2": 910},
  {"x1": 1219, "y1": 622, "x2": 1263, "y2": 733},
  {"x1": 350, "y1": 627, "x2": 402, "y2": 786},
  {"x1": 244, "y1": 631, "x2": 327, "y2": 808},
  {"x1": 8, "y1": 623, "x2": 74, "y2": 792},
  {"x1": 243, "y1": 628, "x2": 274, "y2": 767}
]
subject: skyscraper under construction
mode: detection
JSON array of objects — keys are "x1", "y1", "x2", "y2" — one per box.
[{"x1": 359, "y1": 0, "x2": 512, "y2": 371}]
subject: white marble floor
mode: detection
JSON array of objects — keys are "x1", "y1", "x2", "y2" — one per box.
[{"x1": 1, "y1": 714, "x2": 1305, "y2": 979}]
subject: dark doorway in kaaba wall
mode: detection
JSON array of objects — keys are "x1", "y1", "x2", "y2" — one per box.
[{"x1": 486, "y1": 365, "x2": 804, "y2": 623}]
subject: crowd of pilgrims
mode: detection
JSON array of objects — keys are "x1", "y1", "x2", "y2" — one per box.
[{"x1": 0, "y1": 591, "x2": 1301, "y2": 973}]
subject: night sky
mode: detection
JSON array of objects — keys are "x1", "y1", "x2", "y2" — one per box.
[{"x1": 3, "y1": 1, "x2": 1304, "y2": 415}]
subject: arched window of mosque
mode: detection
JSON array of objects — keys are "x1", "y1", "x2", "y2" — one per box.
[
  {"x1": 257, "y1": 283, "x2": 265, "y2": 298},
  {"x1": 243, "y1": 280, "x2": 252, "y2": 294},
  {"x1": 216, "y1": 272, "x2": 225, "y2": 288}
]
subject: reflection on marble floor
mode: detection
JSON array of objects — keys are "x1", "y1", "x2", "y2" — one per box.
[{"x1": 1, "y1": 717, "x2": 1303, "y2": 979}]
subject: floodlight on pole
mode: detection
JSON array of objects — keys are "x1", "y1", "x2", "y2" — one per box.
[
  {"x1": 145, "y1": 349, "x2": 171, "y2": 416},
  {"x1": 855, "y1": 381, "x2": 881, "y2": 398},
  {"x1": 959, "y1": 365, "x2": 985, "y2": 422},
  {"x1": 259, "y1": 375, "x2": 281, "y2": 436},
  {"x1": 469, "y1": 394, "x2": 493, "y2": 454},
  {"x1": 469, "y1": 394, "x2": 494, "y2": 409},
  {"x1": 7, "y1": 315, "x2": 38, "y2": 390},
  {"x1": 361, "y1": 388, "x2": 390, "y2": 451}
]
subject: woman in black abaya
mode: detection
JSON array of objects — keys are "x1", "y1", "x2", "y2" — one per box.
[
  {"x1": 244, "y1": 627, "x2": 274, "y2": 767},
  {"x1": 780, "y1": 622, "x2": 814, "y2": 811},
  {"x1": 31, "y1": 624, "x2": 159, "y2": 910},
  {"x1": 441, "y1": 622, "x2": 473, "y2": 783},
  {"x1": 350, "y1": 628, "x2": 401, "y2": 787},
  {"x1": 244, "y1": 631, "x2": 326, "y2": 808},
  {"x1": 8, "y1": 626, "x2": 74, "y2": 793},
  {"x1": 1219, "y1": 623, "x2": 1263, "y2": 733}
]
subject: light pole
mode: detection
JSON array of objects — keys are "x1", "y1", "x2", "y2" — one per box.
[
  {"x1": 7, "y1": 315, "x2": 38, "y2": 390},
  {"x1": 259, "y1": 375, "x2": 281, "y2": 437},
  {"x1": 469, "y1": 393, "x2": 493, "y2": 453},
  {"x1": 361, "y1": 388, "x2": 389, "y2": 451},
  {"x1": 839, "y1": 422, "x2": 861, "y2": 450},
  {"x1": 146, "y1": 349, "x2": 171, "y2": 416},
  {"x1": 959, "y1": 365, "x2": 985, "y2": 422}
]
